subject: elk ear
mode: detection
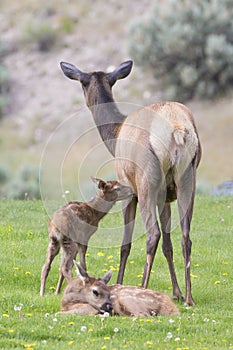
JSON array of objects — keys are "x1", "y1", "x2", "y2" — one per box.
[
  {"x1": 90, "y1": 176, "x2": 106, "y2": 190},
  {"x1": 60, "y1": 61, "x2": 91, "y2": 85},
  {"x1": 102, "y1": 270, "x2": 113, "y2": 284},
  {"x1": 107, "y1": 60, "x2": 133, "y2": 86},
  {"x1": 73, "y1": 260, "x2": 89, "y2": 285}
]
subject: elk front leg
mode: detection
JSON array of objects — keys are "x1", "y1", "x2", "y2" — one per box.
[
  {"x1": 117, "y1": 196, "x2": 137, "y2": 284},
  {"x1": 159, "y1": 202, "x2": 183, "y2": 301}
]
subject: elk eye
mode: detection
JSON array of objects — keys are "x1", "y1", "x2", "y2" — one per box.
[{"x1": 92, "y1": 289, "x2": 99, "y2": 297}]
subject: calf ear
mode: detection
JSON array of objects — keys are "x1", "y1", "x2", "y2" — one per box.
[
  {"x1": 90, "y1": 176, "x2": 106, "y2": 190},
  {"x1": 73, "y1": 260, "x2": 89, "y2": 285},
  {"x1": 102, "y1": 270, "x2": 113, "y2": 284}
]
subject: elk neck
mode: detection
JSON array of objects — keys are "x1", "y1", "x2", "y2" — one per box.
[{"x1": 88, "y1": 80, "x2": 126, "y2": 156}]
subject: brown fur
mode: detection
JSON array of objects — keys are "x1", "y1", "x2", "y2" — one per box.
[{"x1": 40, "y1": 178, "x2": 133, "y2": 296}]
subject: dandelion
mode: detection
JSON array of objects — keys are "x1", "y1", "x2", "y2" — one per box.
[
  {"x1": 175, "y1": 337, "x2": 180, "y2": 341},
  {"x1": 107, "y1": 255, "x2": 113, "y2": 260},
  {"x1": 97, "y1": 252, "x2": 104, "y2": 257},
  {"x1": 190, "y1": 273, "x2": 197, "y2": 278},
  {"x1": 80, "y1": 326, "x2": 87, "y2": 332},
  {"x1": 146, "y1": 341, "x2": 153, "y2": 346},
  {"x1": 137, "y1": 273, "x2": 143, "y2": 278},
  {"x1": 48, "y1": 325, "x2": 53, "y2": 329},
  {"x1": 169, "y1": 318, "x2": 175, "y2": 323},
  {"x1": 146, "y1": 319, "x2": 152, "y2": 323},
  {"x1": 44, "y1": 313, "x2": 50, "y2": 317},
  {"x1": 8, "y1": 329, "x2": 14, "y2": 333},
  {"x1": 114, "y1": 328, "x2": 119, "y2": 333},
  {"x1": 104, "y1": 336, "x2": 110, "y2": 340},
  {"x1": 26, "y1": 313, "x2": 32, "y2": 317},
  {"x1": 101, "y1": 346, "x2": 107, "y2": 350},
  {"x1": 129, "y1": 260, "x2": 135, "y2": 264},
  {"x1": 88, "y1": 328, "x2": 93, "y2": 332},
  {"x1": 49, "y1": 286, "x2": 55, "y2": 291},
  {"x1": 214, "y1": 280, "x2": 220, "y2": 285},
  {"x1": 24, "y1": 344, "x2": 36, "y2": 349},
  {"x1": 25, "y1": 271, "x2": 31, "y2": 275},
  {"x1": 2, "y1": 313, "x2": 9, "y2": 317},
  {"x1": 67, "y1": 341, "x2": 74, "y2": 345},
  {"x1": 53, "y1": 318, "x2": 58, "y2": 322},
  {"x1": 68, "y1": 321, "x2": 74, "y2": 326},
  {"x1": 222, "y1": 272, "x2": 228, "y2": 276},
  {"x1": 204, "y1": 318, "x2": 209, "y2": 322},
  {"x1": 13, "y1": 266, "x2": 19, "y2": 271},
  {"x1": 42, "y1": 340, "x2": 47, "y2": 345}
]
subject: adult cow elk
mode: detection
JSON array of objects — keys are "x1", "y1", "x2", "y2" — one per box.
[{"x1": 60, "y1": 60, "x2": 202, "y2": 306}]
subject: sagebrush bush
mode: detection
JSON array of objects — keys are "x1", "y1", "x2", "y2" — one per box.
[
  {"x1": 22, "y1": 21, "x2": 58, "y2": 52},
  {"x1": 3, "y1": 164, "x2": 41, "y2": 200},
  {"x1": 129, "y1": 0, "x2": 233, "y2": 101}
]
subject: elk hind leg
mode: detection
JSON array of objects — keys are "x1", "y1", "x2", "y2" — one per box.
[
  {"x1": 159, "y1": 202, "x2": 184, "y2": 301},
  {"x1": 177, "y1": 164, "x2": 196, "y2": 306}
]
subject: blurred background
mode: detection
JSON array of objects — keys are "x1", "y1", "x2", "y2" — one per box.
[{"x1": 0, "y1": 0, "x2": 232, "y2": 201}]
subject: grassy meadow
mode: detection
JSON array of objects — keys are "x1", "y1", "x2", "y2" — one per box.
[{"x1": 0, "y1": 195, "x2": 232, "y2": 350}]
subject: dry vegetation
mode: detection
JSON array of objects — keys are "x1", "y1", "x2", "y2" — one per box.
[{"x1": 0, "y1": 0, "x2": 232, "y2": 196}]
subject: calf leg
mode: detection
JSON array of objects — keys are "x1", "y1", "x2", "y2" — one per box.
[
  {"x1": 55, "y1": 239, "x2": 78, "y2": 294},
  {"x1": 40, "y1": 236, "x2": 60, "y2": 296},
  {"x1": 159, "y1": 202, "x2": 183, "y2": 301}
]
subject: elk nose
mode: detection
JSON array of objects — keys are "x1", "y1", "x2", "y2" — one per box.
[{"x1": 102, "y1": 302, "x2": 113, "y2": 313}]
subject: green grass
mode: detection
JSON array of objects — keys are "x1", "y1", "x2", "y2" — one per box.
[{"x1": 0, "y1": 196, "x2": 232, "y2": 350}]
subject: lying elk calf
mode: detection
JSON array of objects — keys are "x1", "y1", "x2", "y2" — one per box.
[
  {"x1": 61, "y1": 262, "x2": 179, "y2": 316},
  {"x1": 60, "y1": 59, "x2": 202, "y2": 306},
  {"x1": 40, "y1": 177, "x2": 133, "y2": 296}
]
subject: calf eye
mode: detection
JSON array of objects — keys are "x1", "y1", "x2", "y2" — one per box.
[{"x1": 92, "y1": 289, "x2": 99, "y2": 297}]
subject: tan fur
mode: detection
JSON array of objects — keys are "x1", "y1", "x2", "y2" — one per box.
[{"x1": 109, "y1": 284, "x2": 179, "y2": 316}]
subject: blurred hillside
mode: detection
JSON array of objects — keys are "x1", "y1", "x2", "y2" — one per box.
[{"x1": 0, "y1": 0, "x2": 232, "y2": 200}]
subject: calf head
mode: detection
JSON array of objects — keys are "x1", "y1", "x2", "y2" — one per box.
[{"x1": 74, "y1": 261, "x2": 113, "y2": 314}]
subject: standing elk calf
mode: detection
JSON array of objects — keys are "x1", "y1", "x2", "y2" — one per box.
[
  {"x1": 61, "y1": 262, "x2": 179, "y2": 316},
  {"x1": 40, "y1": 177, "x2": 133, "y2": 296}
]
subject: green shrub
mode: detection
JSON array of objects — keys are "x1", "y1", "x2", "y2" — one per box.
[
  {"x1": 129, "y1": 0, "x2": 233, "y2": 101},
  {"x1": 0, "y1": 165, "x2": 10, "y2": 184},
  {"x1": 5, "y1": 164, "x2": 41, "y2": 200},
  {"x1": 22, "y1": 21, "x2": 58, "y2": 52}
]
